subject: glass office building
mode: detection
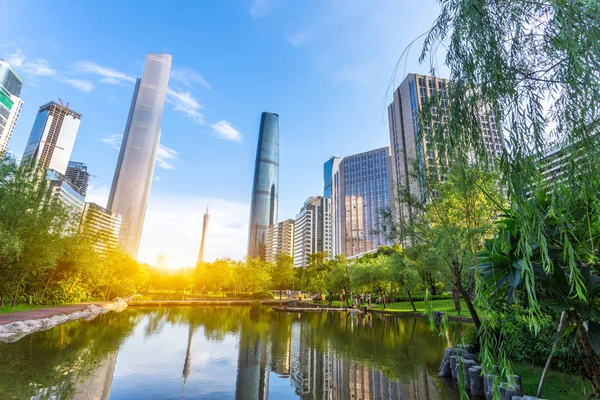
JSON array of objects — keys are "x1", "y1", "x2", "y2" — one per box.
[
  {"x1": 22, "y1": 101, "x2": 81, "y2": 175},
  {"x1": 323, "y1": 156, "x2": 341, "y2": 199},
  {"x1": 0, "y1": 59, "x2": 23, "y2": 155},
  {"x1": 248, "y1": 112, "x2": 279, "y2": 260},
  {"x1": 331, "y1": 147, "x2": 392, "y2": 258},
  {"x1": 107, "y1": 54, "x2": 171, "y2": 257}
]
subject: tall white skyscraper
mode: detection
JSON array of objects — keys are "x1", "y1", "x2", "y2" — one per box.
[
  {"x1": 293, "y1": 196, "x2": 331, "y2": 267},
  {"x1": 331, "y1": 147, "x2": 392, "y2": 258},
  {"x1": 22, "y1": 101, "x2": 81, "y2": 175},
  {"x1": 108, "y1": 54, "x2": 171, "y2": 257},
  {"x1": 0, "y1": 59, "x2": 23, "y2": 156}
]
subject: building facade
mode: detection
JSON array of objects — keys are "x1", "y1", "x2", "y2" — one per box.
[
  {"x1": 248, "y1": 112, "x2": 279, "y2": 260},
  {"x1": 323, "y1": 156, "x2": 342, "y2": 199},
  {"x1": 387, "y1": 73, "x2": 503, "y2": 224},
  {"x1": 107, "y1": 54, "x2": 171, "y2": 257},
  {"x1": 293, "y1": 196, "x2": 331, "y2": 267},
  {"x1": 46, "y1": 169, "x2": 85, "y2": 232},
  {"x1": 196, "y1": 205, "x2": 210, "y2": 264},
  {"x1": 0, "y1": 59, "x2": 23, "y2": 156},
  {"x1": 65, "y1": 161, "x2": 90, "y2": 197},
  {"x1": 266, "y1": 219, "x2": 295, "y2": 263},
  {"x1": 79, "y1": 202, "x2": 122, "y2": 253},
  {"x1": 331, "y1": 147, "x2": 392, "y2": 258},
  {"x1": 22, "y1": 101, "x2": 81, "y2": 175}
]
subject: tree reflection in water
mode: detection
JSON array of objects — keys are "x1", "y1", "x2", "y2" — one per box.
[{"x1": 0, "y1": 306, "x2": 470, "y2": 399}]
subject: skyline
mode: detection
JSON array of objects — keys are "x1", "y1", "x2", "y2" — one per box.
[{"x1": 0, "y1": 0, "x2": 445, "y2": 267}]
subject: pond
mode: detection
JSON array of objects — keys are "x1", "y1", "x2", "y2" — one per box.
[{"x1": 0, "y1": 306, "x2": 472, "y2": 399}]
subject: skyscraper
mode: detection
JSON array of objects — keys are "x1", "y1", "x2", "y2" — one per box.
[
  {"x1": 248, "y1": 112, "x2": 279, "y2": 260},
  {"x1": 387, "y1": 73, "x2": 503, "y2": 224},
  {"x1": 196, "y1": 204, "x2": 210, "y2": 264},
  {"x1": 22, "y1": 101, "x2": 81, "y2": 175},
  {"x1": 79, "y1": 202, "x2": 122, "y2": 253},
  {"x1": 323, "y1": 156, "x2": 341, "y2": 199},
  {"x1": 293, "y1": 196, "x2": 331, "y2": 267},
  {"x1": 265, "y1": 219, "x2": 295, "y2": 263},
  {"x1": 0, "y1": 59, "x2": 23, "y2": 156},
  {"x1": 107, "y1": 54, "x2": 171, "y2": 257},
  {"x1": 331, "y1": 147, "x2": 392, "y2": 258},
  {"x1": 65, "y1": 161, "x2": 90, "y2": 197},
  {"x1": 46, "y1": 169, "x2": 85, "y2": 232}
]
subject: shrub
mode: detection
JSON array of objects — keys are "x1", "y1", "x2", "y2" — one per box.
[{"x1": 225, "y1": 292, "x2": 274, "y2": 299}]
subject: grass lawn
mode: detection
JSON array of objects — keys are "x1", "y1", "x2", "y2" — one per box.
[
  {"x1": 513, "y1": 363, "x2": 593, "y2": 399},
  {"x1": 323, "y1": 298, "x2": 470, "y2": 317},
  {"x1": 0, "y1": 304, "x2": 47, "y2": 314}
]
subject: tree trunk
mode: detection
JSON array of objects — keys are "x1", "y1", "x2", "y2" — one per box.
[
  {"x1": 452, "y1": 287, "x2": 461, "y2": 314},
  {"x1": 579, "y1": 324, "x2": 600, "y2": 395},
  {"x1": 66, "y1": 275, "x2": 80, "y2": 295},
  {"x1": 380, "y1": 286, "x2": 387, "y2": 309},
  {"x1": 537, "y1": 311, "x2": 568, "y2": 397},
  {"x1": 1, "y1": 296, "x2": 4, "y2": 307},
  {"x1": 11, "y1": 285, "x2": 19, "y2": 307},
  {"x1": 407, "y1": 290, "x2": 417, "y2": 312},
  {"x1": 458, "y1": 284, "x2": 481, "y2": 330},
  {"x1": 279, "y1": 290, "x2": 282, "y2": 300},
  {"x1": 344, "y1": 287, "x2": 350, "y2": 307},
  {"x1": 41, "y1": 270, "x2": 57, "y2": 303}
]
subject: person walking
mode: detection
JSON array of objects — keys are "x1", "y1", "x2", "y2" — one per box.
[
  {"x1": 339, "y1": 293, "x2": 343, "y2": 308},
  {"x1": 367, "y1": 292, "x2": 371, "y2": 307}
]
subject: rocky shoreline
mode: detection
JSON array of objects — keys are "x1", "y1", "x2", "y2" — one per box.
[{"x1": 0, "y1": 298, "x2": 128, "y2": 343}]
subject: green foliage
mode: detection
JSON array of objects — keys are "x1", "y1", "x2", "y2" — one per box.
[{"x1": 225, "y1": 292, "x2": 274, "y2": 299}]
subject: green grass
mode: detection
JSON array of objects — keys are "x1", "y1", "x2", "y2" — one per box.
[
  {"x1": 513, "y1": 363, "x2": 593, "y2": 399},
  {"x1": 0, "y1": 304, "x2": 47, "y2": 314},
  {"x1": 323, "y1": 298, "x2": 470, "y2": 317}
]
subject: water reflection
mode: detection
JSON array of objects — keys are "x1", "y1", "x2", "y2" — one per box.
[{"x1": 0, "y1": 306, "x2": 470, "y2": 399}]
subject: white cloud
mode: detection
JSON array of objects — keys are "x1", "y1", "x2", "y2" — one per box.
[
  {"x1": 209, "y1": 120, "x2": 242, "y2": 142},
  {"x1": 138, "y1": 195, "x2": 249, "y2": 267},
  {"x1": 100, "y1": 134, "x2": 122, "y2": 150},
  {"x1": 250, "y1": 0, "x2": 281, "y2": 18},
  {"x1": 85, "y1": 183, "x2": 111, "y2": 209},
  {"x1": 170, "y1": 66, "x2": 212, "y2": 90},
  {"x1": 76, "y1": 61, "x2": 135, "y2": 85},
  {"x1": 7, "y1": 50, "x2": 56, "y2": 77},
  {"x1": 334, "y1": 61, "x2": 382, "y2": 86},
  {"x1": 57, "y1": 77, "x2": 95, "y2": 92},
  {"x1": 156, "y1": 144, "x2": 180, "y2": 170},
  {"x1": 5, "y1": 50, "x2": 94, "y2": 92},
  {"x1": 287, "y1": 26, "x2": 317, "y2": 47},
  {"x1": 166, "y1": 88, "x2": 206, "y2": 124}
]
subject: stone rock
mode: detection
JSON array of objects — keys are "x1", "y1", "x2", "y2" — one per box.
[
  {"x1": 460, "y1": 359, "x2": 477, "y2": 391},
  {"x1": 484, "y1": 373, "x2": 497, "y2": 400},
  {"x1": 449, "y1": 356, "x2": 458, "y2": 380},
  {"x1": 438, "y1": 348, "x2": 455, "y2": 378},
  {"x1": 469, "y1": 366, "x2": 485, "y2": 397}
]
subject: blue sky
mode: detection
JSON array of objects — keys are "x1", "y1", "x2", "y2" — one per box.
[{"x1": 1, "y1": 0, "x2": 444, "y2": 267}]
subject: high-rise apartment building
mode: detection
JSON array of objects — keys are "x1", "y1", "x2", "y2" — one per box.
[
  {"x1": 293, "y1": 196, "x2": 331, "y2": 267},
  {"x1": 79, "y1": 202, "x2": 122, "y2": 253},
  {"x1": 46, "y1": 169, "x2": 85, "y2": 232},
  {"x1": 387, "y1": 73, "x2": 503, "y2": 222},
  {"x1": 65, "y1": 161, "x2": 90, "y2": 197},
  {"x1": 248, "y1": 112, "x2": 279, "y2": 260},
  {"x1": 331, "y1": 147, "x2": 392, "y2": 258},
  {"x1": 265, "y1": 219, "x2": 295, "y2": 263},
  {"x1": 107, "y1": 54, "x2": 171, "y2": 257},
  {"x1": 196, "y1": 205, "x2": 210, "y2": 264},
  {"x1": 0, "y1": 59, "x2": 23, "y2": 155},
  {"x1": 22, "y1": 101, "x2": 81, "y2": 175}
]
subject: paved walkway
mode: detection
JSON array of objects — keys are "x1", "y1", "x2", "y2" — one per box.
[{"x1": 0, "y1": 302, "x2": 110, "y2": 325}]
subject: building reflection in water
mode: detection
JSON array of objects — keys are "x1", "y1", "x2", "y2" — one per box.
[{"x1": 234, "y1": 311, "x2": 448, "y2": 400}]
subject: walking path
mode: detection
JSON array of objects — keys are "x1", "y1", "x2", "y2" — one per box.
[{"x1": 0, "y1": 302, "x2": 111, "y2": 325}]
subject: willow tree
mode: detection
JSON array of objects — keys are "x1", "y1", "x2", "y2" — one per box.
[{"x1": 418, "y1": 0, "x2": 600, "y2": 395}]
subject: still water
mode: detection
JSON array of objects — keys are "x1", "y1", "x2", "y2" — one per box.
[{"x1": 0, "y1": 306, "x2": 471, "y2": 399}]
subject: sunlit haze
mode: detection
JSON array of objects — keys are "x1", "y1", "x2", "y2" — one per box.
[{"x1": 1, "y1": 0, "x2": 444, "y2": 267}]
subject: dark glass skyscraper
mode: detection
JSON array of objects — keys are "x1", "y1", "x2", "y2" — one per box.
[{"x1": 248, "y1": 112, "x2": 279, "y2": 260}]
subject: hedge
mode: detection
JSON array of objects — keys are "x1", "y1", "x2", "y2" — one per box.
[{"x1": 225, "y1": 292, "x2": 274, "y2": 299}]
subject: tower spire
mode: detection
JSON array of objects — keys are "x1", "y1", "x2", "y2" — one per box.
[{"x1": 197, "y1": 203, "x2": 210, "y2": 264}]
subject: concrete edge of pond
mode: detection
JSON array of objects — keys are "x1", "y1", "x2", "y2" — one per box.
[
  {"x1": 0, "y1": 298, "x2": 128, "y2": 343},
  {"x1": 368, "y1": 309, "x2": 474, "y2": 323},
  {"x1": 126, "y1": 300, "x2": 292, "y2": 306}
]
